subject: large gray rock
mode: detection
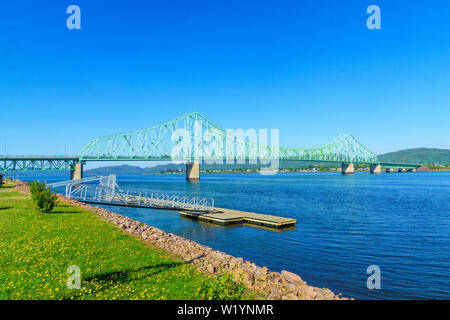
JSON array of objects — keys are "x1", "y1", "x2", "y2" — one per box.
[
  {"x1": 281, "y1": 270, "x2": 304, "y2": 286},
  {"x1": 206, "y1": 264, "x2": 215, "y2": 273}
]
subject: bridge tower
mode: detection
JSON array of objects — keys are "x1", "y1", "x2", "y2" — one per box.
[
  {"x1": 186, "y1": 161, "x2": 200, "y2": 182},
  {"x1": 70, "y1": 163, "x2": 83, "y2": 180},
  {"x1": 341, "y1": 162, "x2": 354, "y2": 175}
]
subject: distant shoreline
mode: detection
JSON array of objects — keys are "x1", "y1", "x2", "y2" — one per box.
[
  {"x1": 119, "y1": 168, "x2": 450, "y2": 176},
  {"x1": 83, "y1": 160, "x2": 450, "y2": 176}
]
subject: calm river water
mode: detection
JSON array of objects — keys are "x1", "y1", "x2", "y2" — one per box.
[{"x1": 21, "y1": 171, "x2": 450, "y2": 299}]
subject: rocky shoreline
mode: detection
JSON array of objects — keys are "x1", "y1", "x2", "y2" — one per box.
[{"x1": 15, "y1": 182, "x2": 346, "y2": 300}]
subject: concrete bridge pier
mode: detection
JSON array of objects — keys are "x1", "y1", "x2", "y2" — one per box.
[
  {"x1": 186, "y1": 161, "x2": 200, "y2": 182},
  {"x1": 385, "y1": 168, "x2": 395, "y2": 173},
  {"x1": 341, "y1": 162, "x2": 354, "y2": 175},
  {"x1": 370, "y1": 164, "x2": 382, "y2": 174},
  {"x1": 408, "y1": 168, "x2": 417, "y2": 172},
  {"x1": 398, "y1": 168, "x2": 408, "y2": 172},
  {"x1": 70, "y1": 163, "x2": 83, "y2": 180}
]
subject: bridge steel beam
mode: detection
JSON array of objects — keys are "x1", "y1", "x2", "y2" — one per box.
[
  {"x1": 1, "y1": 113, "x2": 422, "y2": 177},
  {"x1": 380, "y1": 163, "x2": 421, "y2": 170},
  {"x1": 78, "y1": 112, "x2": 382, "y2": 166},
  {"x1": 0, "y1": 156, "x2": 79, "y2": 173}
]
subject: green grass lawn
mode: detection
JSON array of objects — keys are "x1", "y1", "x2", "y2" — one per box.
[{"x1": 0, "y1": 186, "x2": 215, "y2": 300}]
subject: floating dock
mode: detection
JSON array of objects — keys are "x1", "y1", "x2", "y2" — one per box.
[
  {"x1": 180, "y1": 207, "x2": 296, "y2": 229},
  {"x1": 49, "y1": 175, "x2": 296, "y2": 230}
]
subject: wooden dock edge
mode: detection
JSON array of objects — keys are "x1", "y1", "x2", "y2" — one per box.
[
  {"x1": 179, "y1": 211, "x2": 297, "y2": 229},
  {"x1": 82, "y1": 199, "x2": 297, "y2": 230}
]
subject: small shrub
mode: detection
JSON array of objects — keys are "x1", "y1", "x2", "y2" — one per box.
[
  {"x1": 29, "y1": 181, "x2": 46, "y2": 202},
  {"x1": 196, "y1": 270, "x2": 246, "y2": 300},
  {"x1": 29, "y1": 181, "x2": 58, "y2": 213}
]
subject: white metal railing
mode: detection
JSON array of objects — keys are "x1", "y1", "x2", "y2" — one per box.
[{"x1": 48, "y1": 175, "x2": 214, "y2": 212}]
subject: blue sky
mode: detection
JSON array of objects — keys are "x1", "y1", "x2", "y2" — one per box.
[{"x1": 1, "y1": 1, "x2": 449, "y2": 164}]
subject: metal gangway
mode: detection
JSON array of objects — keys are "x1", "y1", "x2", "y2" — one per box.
[{"x1": 47, "y1": 175, "x2": 214, "y2": 212}]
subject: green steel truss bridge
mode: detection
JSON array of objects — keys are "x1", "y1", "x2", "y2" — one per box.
[
  {"x1": 0, "y1": 156, "x2": 79, "y2": 172},
  {"x1": 0, "y1": 112, "x2": 421, "y2": 173}
]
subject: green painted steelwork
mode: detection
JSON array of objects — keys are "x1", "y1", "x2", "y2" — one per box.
[
  {"x1": 0, "y1": 156, "x2": 79, "y2": 172},
  {"x1": 79, "y1": 112, "x2": 392, "y2": 165},
  {"x1": 379, "y1": 163, "x2": 420, "y2": 169},
  {"x1": 0, "y1": 112, "x2": 422, "y2": 172}
]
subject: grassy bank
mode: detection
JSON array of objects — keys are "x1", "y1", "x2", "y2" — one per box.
[{"x1": 0, "y1": 184, "x2": 216, "y2": 300}]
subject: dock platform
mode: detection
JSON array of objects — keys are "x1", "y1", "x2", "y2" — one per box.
[
  {"x1": 48, "y1": 175, "x2": 296, "y2": 230},
  {"x1": 180, "y1": 207, "x2": 296, "y2": 229}
]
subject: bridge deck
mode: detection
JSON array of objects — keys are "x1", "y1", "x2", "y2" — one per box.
[{"x1": 180, "y1": 207, "x2": 296, "y2": 228}]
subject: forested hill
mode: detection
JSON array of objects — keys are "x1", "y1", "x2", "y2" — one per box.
[{"x1": 378, "y1": 148, "x2": 450, "y2": 165}]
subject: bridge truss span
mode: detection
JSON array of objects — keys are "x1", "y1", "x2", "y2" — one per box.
[
  {"x1": 0, "y1": 156, "x2": 79, "y2": 172},
  {"x1": 0, "y1": 112, "x2": 421, "y2": 174},
  {"x1": 277, "y1": 134, "x2": 379, "y2": 164},
  {"x1": 78, "y1": 112, "x2": 380, "y2": 165}
]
